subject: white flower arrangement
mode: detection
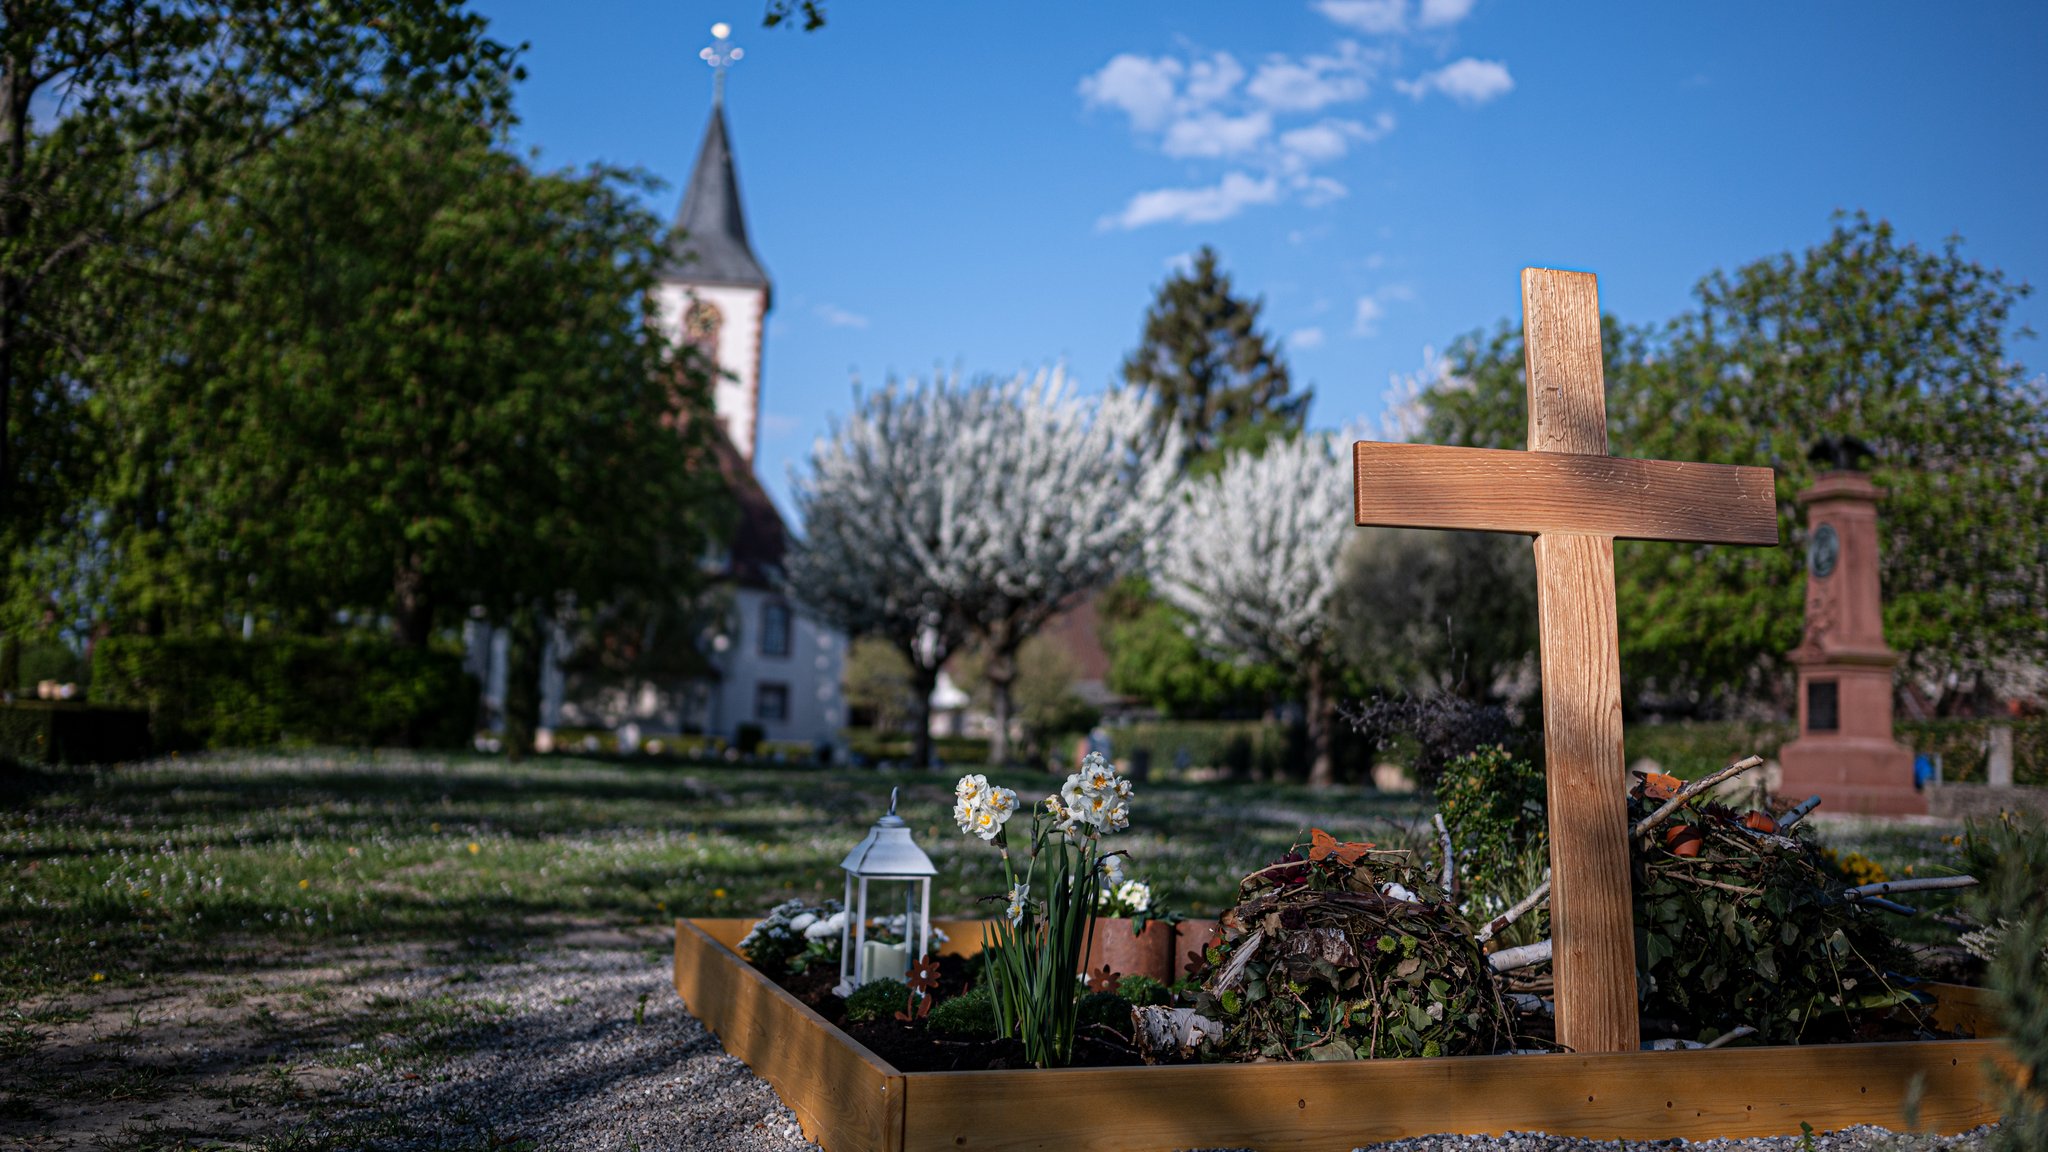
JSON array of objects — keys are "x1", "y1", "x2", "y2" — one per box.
[{"x1": 956, "y1": 751, "x2": 1134, "y2": 1067}]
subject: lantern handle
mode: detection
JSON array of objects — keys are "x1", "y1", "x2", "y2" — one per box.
[{"x1": 888, "y1": 786, "x2": 899, "y2": 817}]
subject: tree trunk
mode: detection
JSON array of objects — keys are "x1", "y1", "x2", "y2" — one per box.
[
  {"x1": 1305, "y1": 657, "x2": 1335, "y2": 789},
  {"x1": 503, "y1": 604, "x2": 544, "y2": 760},
  {"x1": 392, "y1": 558, "x2": 434, "y2": 648},
  {"x1": 986, "y1": 644, "x2": 1017, "y2": 766},
  {"x1": 908, "y1": 656, "x2": 938, "y2": 771}
]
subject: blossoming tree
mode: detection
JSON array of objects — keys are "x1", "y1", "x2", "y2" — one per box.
[
  {"x1": 786, "y1": 379, "x2": 971, "y2": 769},
  {"x1": 917, "y1": 369, "x2": 1179, "y2": 764},
  {"x1": 1153, "y1": 432, "x2": 1352, "y2": 786},
  {"x1": 791, "y1": 369, "x2": 1178, "y2": 766}
]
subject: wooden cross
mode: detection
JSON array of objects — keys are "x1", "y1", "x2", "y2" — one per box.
[{"x1": 1352, "y1": 268, "x2": 1778, "y2": 1054}]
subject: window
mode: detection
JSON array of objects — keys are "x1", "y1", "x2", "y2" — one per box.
[
  {"x1": 756, "y1": 682, "x2": 790, "y2": 723},
  {"x1": 1808, "y1": 680, "x2": 1839, "y2": 733},
  {"x1": 760, "y1": 601, "x2": 792, "y2": 657}
]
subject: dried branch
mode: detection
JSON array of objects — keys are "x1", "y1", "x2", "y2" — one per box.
[
  {"x1": 1633, "y1": 755, "x2": 1765, "y2": 840},
  {"x1": 1475, "y1": 872, "x2": 1550, "y2": 945},
  {"x1": 1703, "y1": 1025, "x2": 1758, "y2": 1049},
  {"x1": 1487, "y1": 938, "x2": 1552, "y2": 973},
  {"x1": 1842, "y1": 875, "x2": 1979, "y2": 900},
  {"x1": 1776, "y1": 795, "x2": 1823, "y2": 831},
  {"x1": 1433, "y1": 812, "x2": 1455, "y2": 896}
]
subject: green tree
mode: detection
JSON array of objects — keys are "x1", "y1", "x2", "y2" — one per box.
[
  {"x1": 0, "y1": 0, "x2": 512, "y2": 555},
  {"x1": 36, "y1": 107, "x2": 729, "y2": 745},
  {"x1": 1099, "y1": 576, "x2": 1283, "y2": 717},
  {"x1": 1419, "y1": 214, "x2": 2045, "y2": 709},
  {"x1": 1121, "y1": 246, "x2": 1309, "y2": 466},
  {"x1": 1331, "y1": 528, "x2": 1537, "y2": 704}
]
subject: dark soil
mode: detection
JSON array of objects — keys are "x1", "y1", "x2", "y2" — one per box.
[{"x1": 771, "y1": 957, "x2": 1150, "y2": 1072}]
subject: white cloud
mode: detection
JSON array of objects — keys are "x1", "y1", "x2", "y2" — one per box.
[
  {"x1": 1278, "y1": 112, "x2": 1395, "y2": 163},
  {"x1": 1079, "y1": 54, "x2": 1182, "y2": 130},
  {"x1": 814, "y1": 304, "x2": 869, "y2": 329},
  {"x1": 1290, "y1": 326, "x2": 1327, "y2": 350},
  {"x1": 1313, "y1": 0, "x2": 1406, "y2": 35},
  {"x1": 1297, "y1": 175, "x2": 1349, "y2": 207},
  {"x1": 1183, "y1": 52, "x2": 1246, "y2": 108},
  {"x1": 1247, "y1": 43, "x2": 1375, "y2": 112},
  {"x1": 1162, "y1": 110, "x2": 1273, "y2": 158},
  {"x1": 1353, "y1": 296, "x2": 1386, "y2": 337},
  {"x1": 1102, "y1": 172, "x2": 1281, "y2": 230},
  {"x1": 1417, "y1": 0, "x2": 1476, "y2": 28},
  {"x1": 1397, "y1": 57, "x2": 1513, "y2": 104}
]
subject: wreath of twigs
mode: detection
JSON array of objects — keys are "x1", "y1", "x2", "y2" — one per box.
[{"x1": 1190, "y1": 832, "x2": 1516, "y2": 1061}]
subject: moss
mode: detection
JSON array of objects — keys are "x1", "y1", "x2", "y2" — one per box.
[
  {"x1": 1114, "y1": 973, "x2": 1169, "y2": 1007},
  {"x1": 842, "y1": 978, "x2": 908, "y2": 1025},
  {"x1": 925, "y1": 986, "x2": 997, "y2": 1037}
]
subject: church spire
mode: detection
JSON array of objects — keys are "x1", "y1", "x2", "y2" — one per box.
[{"x1": 669, "y1": 24, "x2": 770, "y2": 293}]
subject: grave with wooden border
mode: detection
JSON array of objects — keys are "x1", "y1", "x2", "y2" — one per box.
[{"x1": 672, "y1": 268, "x2": 2019, "y2": 1151}]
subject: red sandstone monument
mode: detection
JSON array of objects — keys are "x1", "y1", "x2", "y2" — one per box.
[{"x1": 1778, "y1": 439, "x2": 1925, "y2": 815}]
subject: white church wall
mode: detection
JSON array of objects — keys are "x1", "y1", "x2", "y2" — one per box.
[
  {"x1": 654, "y1": 280, "x2": 767, "y2": 462},
  {"x1": 716, "y1": 585, "x2": 845, "y2": 751}
]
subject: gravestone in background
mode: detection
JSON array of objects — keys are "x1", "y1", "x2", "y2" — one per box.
[{"x1": 1777, "y1": 465, "x2": 1924, "y2": 815}]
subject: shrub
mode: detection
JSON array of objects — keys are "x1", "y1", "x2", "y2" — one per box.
[
  {"x1": 1962, "y1": 814, "x2": 2048, "y2": 1151},
  {"x1": 1344, "y1": 694, "x2": 1524, "y2": 792},
  {"x1": 843, "y1": 978, "x2": 908, "y2": 1025},
  {"x1": 0, "y1": 702, "x2": 151, "y2": 765},
  {"x1": 734, "y1": 722, "x2": 764, "y2": 756},
  {"x1": 91, "y1": 636, "x2": 474, "y2": 750},
  {"x1": 926, "y1": 986, "x2": 998, "y2": 1037},
  {"x1": 1436, "y1": 745, "x2": 1547, "y2": 908}
]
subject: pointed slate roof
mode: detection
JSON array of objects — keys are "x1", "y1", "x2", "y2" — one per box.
[{"x1": 666, "y1": 103, "x2": 771, "y2": 294}]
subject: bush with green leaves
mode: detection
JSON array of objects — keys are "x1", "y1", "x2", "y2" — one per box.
[
  {"x1": 1961, "y1": 814, "x2": 2048, "y2": 1151},
  {"x1": 738, "y1": 898, "x2": 842, "y2": 977},
  {"x1": 926, "y1": 986, "x2": 998, "y2": 1037},
  {"x1": 843, "y1": 978, "x2": 909, "y2": 1025},
  {"x1": 1630, "y1": 787, "x2": 1918, "y2": 1045},
  {"x1": 1435, "y1": 744, "x2": 1547, "y2": 938}
]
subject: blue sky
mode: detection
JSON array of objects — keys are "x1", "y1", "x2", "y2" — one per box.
[{"x1": 469, "y1": 1, "x2": 2048, "y2": 521}]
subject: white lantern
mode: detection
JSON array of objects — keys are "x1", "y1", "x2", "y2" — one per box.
[{"x1": 837, "y1": 787, "x2": 937, "y2": 995}]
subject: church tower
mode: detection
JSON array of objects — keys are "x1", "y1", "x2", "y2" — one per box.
[{"x1": 656, "y1": 35, "x2": 771, "y2": 464}]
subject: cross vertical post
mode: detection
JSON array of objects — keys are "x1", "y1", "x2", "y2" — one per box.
[
  {"x1": 1521, "y1": 269, "x2": 1636, "y2": 1055},
  {"x1": 1350, "y1": 267, "x2": 1779, "y2": 1055}
]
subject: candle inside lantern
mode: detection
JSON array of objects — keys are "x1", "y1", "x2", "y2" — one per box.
[{"x1": 860, "y1": 939, "x2": 909, "y2": 984}]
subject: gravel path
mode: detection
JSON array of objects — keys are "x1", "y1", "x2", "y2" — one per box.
[{"x1": 295, "y1": 934, "x2": 1999, "y2": 1152}]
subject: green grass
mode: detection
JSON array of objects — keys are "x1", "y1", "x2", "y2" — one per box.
[{"x1": 0, "y1": 750, "x2": 1434, "y2": 1002}]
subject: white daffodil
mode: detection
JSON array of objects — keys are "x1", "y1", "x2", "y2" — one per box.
[
  {"x1": 1079, "y1": 753, "x2": 1117, "y2": 795},
  {"x1": 972, "y1": 805, "x2": 1006, "y2": 841},
  {"x1": 956, "y1": 773, "x2": 991, "y2": 805},
  {"x1": 953, "y1": 796, "x2": 980, "y2": 836},
  {"x1": 1102, "y1": 800, "x2": 1130, "y2": 834},
  {"x1": 1116, "y1": 879, "x2": 1151, "y2": 914},
  {"x1": 1005, "y1": 882, "x2": 1030, "y2": 926},
  {"x1": 985, "y1": 785, "x2": 1018, "y2": 817},
  {"x1": 1099, "y1": 854, "x2": 1125, "y2": 885},
  {"x1": 1059, "y1": 775, "x2": 1091, "y2": 822}
]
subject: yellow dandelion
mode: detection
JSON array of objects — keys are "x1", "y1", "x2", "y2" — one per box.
[
  {"x1": 468, "y1": 842, "x2": 480, "y2": 855},
  {"x1": 298, "y1": 879, "x2": 310, "y2": 890},
  {"x1": 431, "y1": 823, "x2": 441, "y2": 833},
  {"x1": 714, "y1": 888, "x2": 728, "y2": 899},
  {"x1": 91, "y1": 972, "x2": 104, "y2": 983}
]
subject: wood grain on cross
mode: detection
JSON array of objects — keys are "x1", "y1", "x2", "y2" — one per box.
[{"x1": 1352, "y1": 269, "x2": 1778, "y2": 1054}]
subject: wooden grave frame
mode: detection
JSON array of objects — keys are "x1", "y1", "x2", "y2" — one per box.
[
  {"x1": 676, "y1": 917, "x2": 2012, "y2": 1152},
  {"x1": 674, "y1": 269, "x2": 2016, "y2": 1148}
]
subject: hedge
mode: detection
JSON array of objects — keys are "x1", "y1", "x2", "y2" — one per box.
[
  {"x1": 0, "y1": 701, "x2": 152, "y2": 765},
  {"x1": 92, "y1": 636, "x2": 476, "y2": 750}
]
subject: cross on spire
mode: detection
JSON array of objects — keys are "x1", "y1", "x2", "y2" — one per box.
[
  {"x1": 1351, "y1": 268, "x2": 1779, "y2": 1054},
  {"x1": 699, "y1": 21, "x2": 744, "y2": 105}
]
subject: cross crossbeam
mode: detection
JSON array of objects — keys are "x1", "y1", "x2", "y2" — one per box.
[{"x1": 1351, "y1": 268, "x2": 1778, "y2": 1054}]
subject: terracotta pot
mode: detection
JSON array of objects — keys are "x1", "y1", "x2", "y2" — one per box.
[
  {"x1": 1665, "y1": 823, "x2": 1704, "y2": 857},
  {"x1": 1173, "y1": 918, "x2": 1224, "y2": 979},
  {"x1": 1082, "y1": 918, "x2": 1175, "y2": 983}
]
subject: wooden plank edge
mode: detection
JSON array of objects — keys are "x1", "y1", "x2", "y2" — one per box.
[
  {"x1": 676, "y1": 919, "x2": 906, "y2": 1152},
  {"x1": 898, "y1": 1038, "x2": 2016, "y2": 1151}
]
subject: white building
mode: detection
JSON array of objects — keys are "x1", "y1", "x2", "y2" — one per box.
[{"x1": 469, "y1": 92, "x2": 847, "y2": 754}]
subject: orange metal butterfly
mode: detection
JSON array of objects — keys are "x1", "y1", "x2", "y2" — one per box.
[{"x1": 1308, "y1": 828, "x2": 1374, "y2": 866}]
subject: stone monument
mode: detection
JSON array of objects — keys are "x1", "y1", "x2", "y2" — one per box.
[{"x1": 1777, "y1": 438, "x2": 1924, "y2": 815}]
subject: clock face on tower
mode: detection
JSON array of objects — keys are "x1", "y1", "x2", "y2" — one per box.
[{"x1": 1808, "y1": 523, "x2": 1839, "y2": 579}]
